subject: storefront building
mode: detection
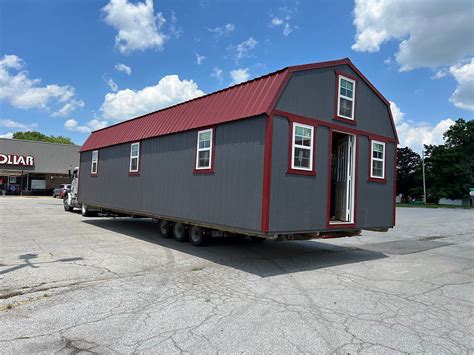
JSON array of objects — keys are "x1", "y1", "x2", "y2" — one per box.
[{"x1": 0, "y1": 138, "x2": 80, "y2": 195}]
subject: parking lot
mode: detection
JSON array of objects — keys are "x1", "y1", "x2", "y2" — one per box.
[{"x1": 0, "y1": 197, "x2": 473, "y2": 353}]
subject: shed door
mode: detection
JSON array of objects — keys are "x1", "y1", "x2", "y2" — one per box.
[{"x1": 334, "y1": 137, "x2": 349, "y2": 221}]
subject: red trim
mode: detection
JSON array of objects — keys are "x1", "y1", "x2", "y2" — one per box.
[
  {"x1": 128, "y1": 142, "x2": 141, "y2": 175},
  {"x1": 326, "y1": 129, "x2": 359, "y2": 229},
  {"x1": 274, "y1": 110, "x2": 396, "y2": 143},
  {"x1": 334, "y1": 71, "x2": 357, "y2": 124},
  {"x1": 393, "y1": 144, "x2": 397, "y2": 226},
  {"x1": 367, "y1": 138, "x2": 388, "y2": 183},
  {"x1": 90, "y1": 150, "x2": 99, "y2": 177},
  {"x1": 261, "y1": 114, "x2": 274, "y2": 233},
  {"x1": 193, "y1": 126, "x2": 216, "y2": 174},
  {"x1": 285, "y1": 115, "x2": 317, "y2": 176}
]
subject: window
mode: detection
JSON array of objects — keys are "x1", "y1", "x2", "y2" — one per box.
[
  {"x1": 129, "y1": 142, "x2": 140, "y2": 173},
  {"x1": 291, "y1": 123, "x2": 314, "y2": 171},
  {"x1": 370, "y1": 140, "x2": 385, "y2": 179},
  {"x1": 337, "y1": 75, "x2": 356, "y2": 120},
  {"x1": 195, "y1": 128, "x2": 213, "y2": 170},
  {"x1": 91, "y1": 150, "x2": 98, "y2": 174}
]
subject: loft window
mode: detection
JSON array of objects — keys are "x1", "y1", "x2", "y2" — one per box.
[
  {"x1": 337, "y1": 75, "x2": 356, "y2": 120},
  {"x1": 196, "y1": 128, "x2": 213, "y2": 170},
  {"x1": 370, "y1": 140, "x2": 385, "y2": 179},
  {"x1": 129, "y1": 142, "x2": 140, "y2": 173},
  {"x1": 91, "y1": 150, "x2": 98, "y2": 174},
  {"x1": 291, "y1": 123, "x2": 314, "y2": 171}
]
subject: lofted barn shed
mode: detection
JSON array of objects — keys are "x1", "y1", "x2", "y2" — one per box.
[{"x1": 78, "y1": 58, "x2": 398, "y2": 240}]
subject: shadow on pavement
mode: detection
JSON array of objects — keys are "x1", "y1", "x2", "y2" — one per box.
[{"x1": 83, "y1": 218, "x2": 387, "y2": 277}]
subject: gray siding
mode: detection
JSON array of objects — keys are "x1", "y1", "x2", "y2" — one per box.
[
  {"x1": 268, "y1": 118, "x2": 395, "y2": 232},
  {"x1": 269, "y1": 116, "x2": 330, "y2": 232},
  {"x1": 0, "y1": 138, "x2": 80, "y2": 173},
  {"x1": 269, "y1": 63, "x2": 397, "y2": 233},
  {"x1": 276, "y1": 64, "x2": 396, "y2": 139},
  {"x1": 79, "y1": 116, "x2": 266, "y2": 232},
  {"x1": 356, "y1": 137, "x2": 396, "y2": 228}
]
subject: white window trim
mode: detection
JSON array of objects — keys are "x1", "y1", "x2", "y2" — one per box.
[
  {"x1": 195, "y1": 128, "x2": 213, "y2": 170},
  {"x1": 291, "y1": 122, "x2": 314, "y2": 171},
  {"x1": 129, "y1": 142, "x2": 140, "y2": 173},
  {"x1": 91, "y1": 150, "x2": 98, "y2": 174},
  {"x1": 370, "y1": 140, "x2": 385, "y2": 179},
  {"x1": 337, "y1": 75, "x2": 356, "y2": 120}
]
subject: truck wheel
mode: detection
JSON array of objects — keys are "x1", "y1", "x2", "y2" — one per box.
[
  {"x1": 250, "y1": 236, "x2": 266, "y2": 243},
  {"x1": 158, "y1": 220, "x2": 172, "y2": 238},
  {"x1": 189, "y1": 225, "x2": 207, "y2": 246},
  {"x1": 63, "y1": 195, "x2": 73, "y2": 212},
  {"x1": 173, "y1": 222, "x2": 188, "y2": 242}
]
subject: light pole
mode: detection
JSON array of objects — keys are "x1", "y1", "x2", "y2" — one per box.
[{"x1": 422, "y1": 149, "x2": 427, "y2": 205}]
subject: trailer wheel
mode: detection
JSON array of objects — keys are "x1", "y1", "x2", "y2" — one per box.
[
  {"x1": 173, "y1": 222, "x2": 188, "y2": 242},
  {"x1": 63, "y1": 194, "x2": 73, "y2": 212},
  {"x1": 81, "y1": 203, "x2": 96, "y2": 217},
  {"x1": 158, "y1": 220, "x2": 172, "y2": 238},
  {"x1": 189, "y1": 225, "x2": 207, "y2": 246},
  {"x1": 250, "y1": 236, "x2": 266, "y2": 243}
]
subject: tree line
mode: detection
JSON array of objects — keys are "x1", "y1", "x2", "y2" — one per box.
[
  {"x1": 12, "y1": 131, "x2": 74, "y2": 145},
  {"x1": 397, "y1": 119, "x2": 473, "y2": 203}
]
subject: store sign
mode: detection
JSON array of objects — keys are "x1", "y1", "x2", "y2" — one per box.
[{"x1": 0, "y1": 153, "x2": 34, "y2": 167}]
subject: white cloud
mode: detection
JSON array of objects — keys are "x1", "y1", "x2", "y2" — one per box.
[
  {"x1": 0, "y1": 54, "x2": 83, "y2": 115},
  {"x1": 64, "y1": 118, "x2": 109, "y2": 133},
  {"x1": 208, "y1": 23, "x2": 235, "y2": 37},
  {"x1": 52, "y1": 99, "x2": 85, "y2": 117},
  {"x1": 271, "y1": 17, "x2": 284, "y2": 26},
  {"x1": 169, "y1": 11, "x2": 182, "y2": 39},
  {"x1": 106, "y1": 77, "x2": 118, "y2": 92},
  {"x1": 431, "y1": 68, "x2": 448, "y2": 80},
  {"x1": 0, "y1": 132, "x2": 13, "y2": 139},
  {"x1": 101, "y1": 74, "x2": 204, "y2": 121},
  {"x1": 0, "y1": 118, "x2": 38, "y2": 130},
  {"x1": 195, "y1": 53, "x2": 206, "y2": 65},
  {"x1": 102, "y1": 0, "x2": 167, "y2": 54},
  {"x1": 231, "y1": 37, "x2": 258, "y2": 62},
  {"x1": 352, "y1": 0, "x2": 474, "y2": 71},
  {"x1": 211, "y1": 67, "x2": 223, "y2": 81},
  {"x1": 270, "y1": 16, "x2": 295, "y2": 37},
  {"x1": 115, "y1": 63, "x2": 131, "y2": 75},
  {"x1": 230, "y1": 68, "x2": 250, "y2": 85},
  {"x1": 448, "y1": 59, "x2": 474, "y2": 111},
  {"x1": 390, "y1": 101, "x2": 455, "y2": 152}
]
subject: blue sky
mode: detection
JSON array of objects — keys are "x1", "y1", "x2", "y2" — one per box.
[{"x1": 1, "y1": 0, "x2": 473, "y2": 151}]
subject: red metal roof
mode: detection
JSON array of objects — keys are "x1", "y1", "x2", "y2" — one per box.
[{"x1": 80, "y1": 58, "x2": 396, "y2": 152}]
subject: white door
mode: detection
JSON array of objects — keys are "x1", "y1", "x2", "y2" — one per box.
[
  {"x1": 334, "y1": 135, "x2": 355, "y2": 222},
  {"x1": 335, "y1": 137, "x2": 348, "y2": 221}
]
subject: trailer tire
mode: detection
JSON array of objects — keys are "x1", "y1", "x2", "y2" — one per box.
[
  {"x1": 158, "y1": 220, "x2": 172, "y2": 238},
  {"x1": 173, "y1": 222, "x2": 188, "y2": 242},
  {"x1": 189, "y1": 225, "x2": 208, "y2": 246},
  {"x1": 81, "y1": 203, "x2": 97, "y2": 217},
  {"x1": 250, "y1": 236, "x2": 266, "y2": 243},
  {"x1": 63, "y1": 194, "x2": 73, "y2": 212}
]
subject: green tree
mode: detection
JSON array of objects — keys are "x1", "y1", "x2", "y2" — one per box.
[
  {"x1": 12, "y1": 131, "x2": 74, "y2": 145},
  {"x1": 423, "y1": 118, "x2": 473, "y2": 201},
  {"x1": 396, "y1": 147, "x2": 421, "y2": 201}
]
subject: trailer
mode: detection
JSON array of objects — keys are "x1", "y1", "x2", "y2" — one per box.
[{"x1": 75, "y1": 58, "x2": 398, "y2": 246}]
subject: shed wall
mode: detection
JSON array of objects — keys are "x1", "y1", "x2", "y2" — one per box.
[
  {"x1": 79, "y1": 116, "x2": 266, "y2": 232},
  {"x1": 276, "y1": 64, "x2": 395, "y2": 139}
]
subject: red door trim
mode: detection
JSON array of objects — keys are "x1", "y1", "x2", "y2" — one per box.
[
  {"x1": 261, "y1": 113, "x2": 274, "y2": 233},
  {"x1": 326, "y1": 129, "x2": 358, "y2": 229}
]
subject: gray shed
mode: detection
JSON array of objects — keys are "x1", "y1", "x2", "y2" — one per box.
[{"x1": 78, "y1": 58, "x2": 398, "y2": 241}]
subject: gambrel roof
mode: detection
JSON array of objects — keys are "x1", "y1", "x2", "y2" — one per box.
[{"x1": 80, "y1": 58, "x2": 397, "y2": 152}]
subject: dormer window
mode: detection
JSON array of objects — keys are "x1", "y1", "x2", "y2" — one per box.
[{"x1": 336, "y1": 74, "x2": 356, "y2": 121}]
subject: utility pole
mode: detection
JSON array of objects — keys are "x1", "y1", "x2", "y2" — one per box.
[{"x1": 422, "y1": 149, "x2": 426, "y2": 205}]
